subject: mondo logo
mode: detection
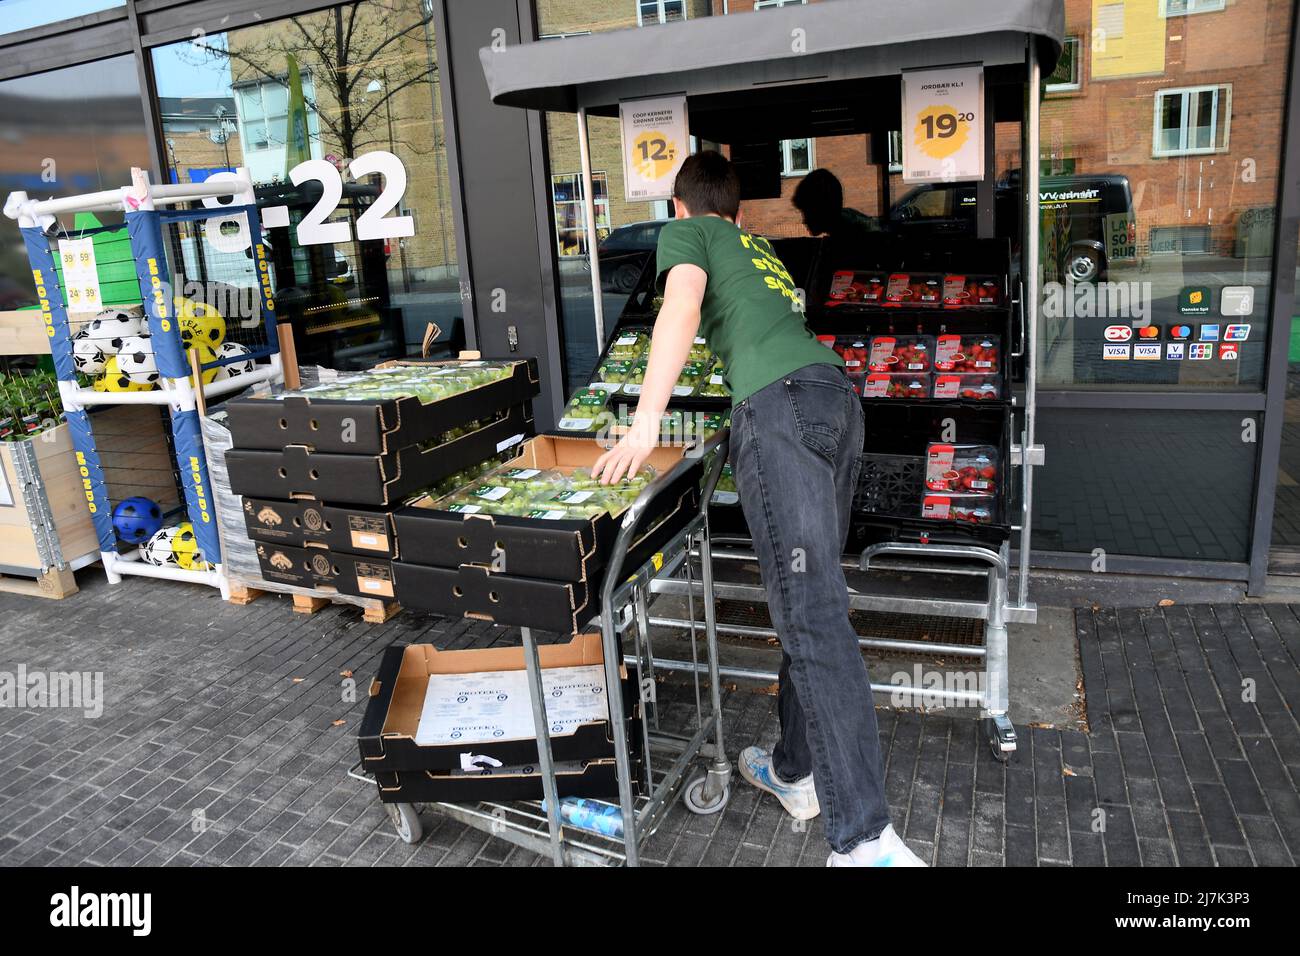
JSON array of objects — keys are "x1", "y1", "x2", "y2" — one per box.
[{"x1": 1104, "y1": 325, "x2": 1132, "y2": 342}]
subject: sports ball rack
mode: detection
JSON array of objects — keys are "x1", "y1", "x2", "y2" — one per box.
[{"x1": 4, "y1": 168, "x2": 285, "y2": 593}]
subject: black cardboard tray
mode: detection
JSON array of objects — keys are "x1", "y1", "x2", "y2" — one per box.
[
  {"x1": 226, "y1": 404, "x2": 532, "y2": 506},
  {"x1": 225, "y1": 357, "x2": 539, "y2": 455}
]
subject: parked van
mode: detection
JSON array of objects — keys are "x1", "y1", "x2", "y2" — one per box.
[{"x1": 890, "y1": 172, "x2": 1135, "y2": 282}]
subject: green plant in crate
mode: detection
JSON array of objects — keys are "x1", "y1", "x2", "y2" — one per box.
[{"x1": 0, "y1": 369, "x2": 64, "y2": 441}]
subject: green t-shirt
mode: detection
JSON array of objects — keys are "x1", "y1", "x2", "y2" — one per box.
[{"x1": 655, "y1": 216, "x2": 841, "y2": 404}]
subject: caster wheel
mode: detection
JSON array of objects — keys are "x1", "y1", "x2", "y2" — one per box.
[
  {"x1": 386, "y1": 802, "x2": 422, "y2": 844},
  {"x1": 989, "y1": 740, "x2": 1010, "y2": 762},
  {"x1": 682, "y1": 774, "x2": 729, "y2": 815}
]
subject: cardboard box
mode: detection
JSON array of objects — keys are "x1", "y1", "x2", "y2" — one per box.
[
  {"x1": 392, "y1": 561, "x2": 594, "y2": 634},
  {"x1": 225, "y1": 404, "x2": 532, "y2": 505},
  {"x1": 372, "y1": 757, "x2": 634, "y2": 803},
  {"x1": 358, "y1": 633, "x2": 636, "y2": 773},
  {"x1": 254, "y1": 541, "x2": 396, "y2": 599},
  {"x1": 242, "y1": 496, "x2": 399, "y2": 558},
  {"x1": 392, "y1": 434, "x2": 702, "y2": 582},
  {"x1": 224, "y1": 358, "x2": 539, "y2": 454}
]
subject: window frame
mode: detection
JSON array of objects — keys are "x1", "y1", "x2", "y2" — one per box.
[
  {"x1": 637, "y1": 0, "x2": 687, "y2": 26},
  {"x1": 779, "y1": 138, "x2": 815, "y2": 177},
  {"x1": 754, "y1": 0, "x2": 807, "y2": 8},
  {"x1": 1046, "y1": 36, "x2": 1082, "y2": 94},
  {"x1": 1152, "y1": 83, "x2": 1232, "y2": 158},
  {"x1": 1158, "y1": 0, "x2": 1227, "y2": 17}
]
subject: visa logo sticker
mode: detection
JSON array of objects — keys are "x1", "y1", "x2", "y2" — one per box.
[
  {"x1": 1166, "y1": 343, "x2": 1185, "y2": 361},
  {"x1": 1104, "y1": 325, "x2": 1133, "y2": 342},
  {"x1": 1219, "y1": 343, "x2": 1239, "y2": 360},
  {"x1": 1189, "y1": 343, "x2": 1213, "y2": 360},
  {"x1": 1103, "y1": 343, "x2": 1131, "y2": 360},
  {"x1": 1224, "y1": 324, "x2": 1250, "y2": 341},
  {"x1": 1134, "y1": 343, "x2": 1161, "y2": 360},
  {"x1": 1199, "y1": 324, "x2": 1220, "y2": 341}
]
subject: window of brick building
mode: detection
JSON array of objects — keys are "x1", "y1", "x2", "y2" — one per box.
[
  {"x1": 780, "y1": 139, "x2": 814, "y2": 176},
  {"x1": 1159, "y1": 0, "x2": 1227, "y2": 15},
  {"x1": 638, "y1": 0, "x2": 687, "y2": 24},
  {"x1": 1152, "y1": 85, "x2": 1231, "y2": 157},
  {"x1": 551, "y1": 172, "x2": 610, "y2": 257},
  {"x1": 1047, "y1": 36, "x2": 1082, "y2": 93}
]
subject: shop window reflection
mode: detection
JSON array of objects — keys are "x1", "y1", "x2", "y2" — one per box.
[{"x1": 151, "y1": 0, "x2": 460, "y2": 371}]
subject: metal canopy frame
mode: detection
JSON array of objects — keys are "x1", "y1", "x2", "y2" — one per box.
[{"x1": 482, "y1": 0, "x2": 1060, "y2": 759}]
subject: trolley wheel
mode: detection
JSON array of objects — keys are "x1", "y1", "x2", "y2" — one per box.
[
  {"x1": 682, "y1": 774, "x2": 730, "y2": 815},
  {"x1": 984, "y1": 715, "x2": 1017, "y2": 763},
  {"x1": 386, "y1": 802, "x2": 422, "y2": 844}
]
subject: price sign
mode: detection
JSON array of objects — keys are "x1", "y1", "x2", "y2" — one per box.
[
  {"x1": 901, "y1": 65, "x2": 984, "y2": 184},
  {"x1": 620, "y1": 95, "x2": 688, "y2": 202}
]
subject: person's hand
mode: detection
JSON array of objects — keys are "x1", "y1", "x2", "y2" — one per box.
[{"x1": 591, "y1": 416, "x2": 657, "y2": 484}]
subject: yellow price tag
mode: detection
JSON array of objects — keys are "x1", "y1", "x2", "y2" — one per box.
[
  {"x1": 632, "y1": 130, "x2": 678, "y2": 181},
  {"x1": 913, "y1": 105, "x2": 974, "y2": 161}
]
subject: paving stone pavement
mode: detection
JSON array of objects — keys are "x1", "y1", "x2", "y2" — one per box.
[{"x1": 0, "y1": 575, "x2": 1295, "y2": 866}]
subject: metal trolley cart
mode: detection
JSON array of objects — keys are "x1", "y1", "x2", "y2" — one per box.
[
  {"x1": 480, "y1": 0, "x2": 1063, "y2": 762},
  {"x1": 353, "y1": 431, "x2": 732, "y2": 867}
]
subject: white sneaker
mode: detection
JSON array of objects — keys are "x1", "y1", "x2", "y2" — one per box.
[
  {"x1": 737, "y1": 746, "x2": 820, "y2": 820},
  {"x1": 827, "y1": 825, "x2": 928, "y2": 867}
]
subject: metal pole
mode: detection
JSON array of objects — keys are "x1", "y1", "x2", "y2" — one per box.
[
  {"x1": 1019, "y1": 42, "x2": 1041, "y2": 609},
  {"x1": 577, "y1": 107, "x2": 607, "y2": 351},
  {"x1": 520, "y1": 627, "x2": 565, "y2": 866}
]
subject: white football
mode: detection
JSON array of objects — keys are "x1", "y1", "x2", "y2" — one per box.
[
  {"x1": 72, "y1": 327, "x2": 109, "y2": 375},
  {"x1": 85, "y1": 309, "x2": 144, "y2": 354},
  {"x1": 212, "y1": 341, "x2": 255, "y2": 379},
  {"x1": 117, "y1": 333, "x2": 160, "y2": 386},
  {"x1": 141, "y1": 526, "x2": 180, "y2": 566}
]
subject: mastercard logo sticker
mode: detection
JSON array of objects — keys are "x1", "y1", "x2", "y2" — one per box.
[{"x1": 1137, "y1": 326, "x2": 1161, "y2": 339}]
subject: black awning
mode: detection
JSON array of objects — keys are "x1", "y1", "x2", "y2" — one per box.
[{"x1": 481, "y1": 0, "x2": 1064, "y2": 113}]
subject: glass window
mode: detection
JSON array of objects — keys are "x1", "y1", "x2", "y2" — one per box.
[
  {"x1": 1152, "y1": 85, "x2": 1230, "y2": 156},
  {"x1": 0, "y1": 0, "x2": 124, "y2": 37},
  {"x1": 1046, "y1": 36, "x2": 1082, "y2": 93},
  {"x1": 551, "y1": 172, "x2": 610, "y2": 257},
  {"x1": 638, "y1": 1, "x2": 687, "y2": 25},
  {"x1": 1161, "y1": 0, "x2": 1227, "y2": 15},
  {"x1": 151, "y1": 1, "x2": 460, "y2": 370},
  {"x1": 1037, "y1": 0, "x2": 1290, "y2": 392},
  {"x1": 0, "y1": 55, "x2": 150, "y2": 308},
  {"x1": 755, "y1": 0, "x2": 808, "y2": 8},
  {"x1": 780, "y1": 139, "x2": 814, "y2": 176}
]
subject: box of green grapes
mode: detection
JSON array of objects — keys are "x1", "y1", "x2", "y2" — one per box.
[
  {"x1": 225, "y1": 357, "x2": 539, "y2": 455},
  {"x1": 392, "y1": 436, "x2": 703, "y2": 633}
]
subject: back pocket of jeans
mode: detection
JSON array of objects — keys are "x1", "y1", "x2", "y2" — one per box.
[{"x1": 784, "y1": 379, "x2": 847, "y2": 462}]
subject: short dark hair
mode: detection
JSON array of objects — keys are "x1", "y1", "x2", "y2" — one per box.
[
  {"x1": 791, "y1": 168, "x2": 843, "y2": 216},
  {"x1": 672, "y1": 150, "x2": 741, "y2": 219}
]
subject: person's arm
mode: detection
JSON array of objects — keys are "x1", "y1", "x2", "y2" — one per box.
[{"x1": 591, "y1": 263, "x2": 706, "y2": 484}]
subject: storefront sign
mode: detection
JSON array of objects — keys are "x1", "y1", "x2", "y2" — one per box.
[
  {"x1": 1104, "y1": 212, "x2": 1136, "y2": 262},
  {"x1": 619, "y1": 95, "x2": 688, "y2": 202},
  {"x1": 900, "y1": 65, "x2": 984, "y2": 183}
]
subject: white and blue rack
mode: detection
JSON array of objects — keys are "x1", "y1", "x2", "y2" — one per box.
[{"x1": 4, "y1": 168, "x2": 285, "y2": 594}]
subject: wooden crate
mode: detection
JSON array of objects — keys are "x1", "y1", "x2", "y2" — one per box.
[{"x1": 0, "y1": 422, "x2": 100, "y2": 598}]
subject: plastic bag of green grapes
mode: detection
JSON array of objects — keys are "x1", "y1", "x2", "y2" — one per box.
[{"x1": 687, "y1": 337, "x2": 711, "y2": 363}]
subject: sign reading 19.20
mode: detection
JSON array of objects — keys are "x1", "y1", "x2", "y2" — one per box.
[
  {"x1": 200, "y1": 150, "x2": 414, "y2": 253},
  {"x1": 900, "y1": 64, "x2": 985, "y2": 184}
]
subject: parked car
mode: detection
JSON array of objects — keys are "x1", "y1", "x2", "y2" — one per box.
[
  {"x1": 598, "y1": 219, "x2": 666, "y2": 293},
  {"x1": 889, "y1": 172, "x2": 1135, "y2": 282}
]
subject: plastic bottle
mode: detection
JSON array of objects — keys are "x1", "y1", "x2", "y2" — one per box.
[{"x1": 540, "y1": 797, "x2": 625, "y2": 839}]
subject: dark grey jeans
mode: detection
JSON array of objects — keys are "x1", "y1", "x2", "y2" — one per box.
[{"x1": 730, "y1": 361, "x2": 891, "y2": 852}]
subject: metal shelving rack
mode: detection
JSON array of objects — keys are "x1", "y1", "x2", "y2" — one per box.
[{"x1": 480, "y1": 1, "x2": 1062, "y2": 760}]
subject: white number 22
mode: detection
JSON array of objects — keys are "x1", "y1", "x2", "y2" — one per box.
[{"x1": 289, "y1": 150, "x2": 414, "y2": 246}]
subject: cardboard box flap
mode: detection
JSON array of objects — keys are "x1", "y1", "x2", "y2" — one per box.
[{"x1": 381, "y1": 631, "x2": 615, "y2": 738}]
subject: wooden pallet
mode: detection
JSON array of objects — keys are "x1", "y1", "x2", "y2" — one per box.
[
  {"x1": 0, "y1": 564, "x2": 78, "y2": 600},
  {"x1": 227, "y1": 581, "x2": 399, "y2": 624}
]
